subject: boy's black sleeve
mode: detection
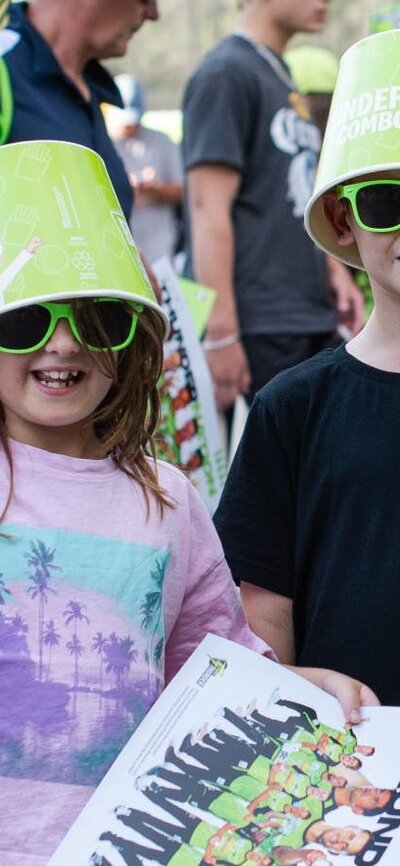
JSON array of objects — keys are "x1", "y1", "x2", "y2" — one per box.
[{"x1": 214, "y1": 390, "x2": 298, "y2": 597}]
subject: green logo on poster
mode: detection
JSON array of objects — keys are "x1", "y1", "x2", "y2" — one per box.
[{"x1": 197, "y1": 655, "x2": 228, "y2": 687}]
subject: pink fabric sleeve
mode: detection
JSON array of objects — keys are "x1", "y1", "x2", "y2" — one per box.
[{"x1": 164, "y1": 480, "x2": 277, "y2": 683}]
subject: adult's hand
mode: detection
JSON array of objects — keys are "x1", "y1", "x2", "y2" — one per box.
[{"x1": 205, "y1": 338, "x2": 251, "y2": 412}]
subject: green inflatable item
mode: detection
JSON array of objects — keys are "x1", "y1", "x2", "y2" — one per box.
[{"x1": 284, "y1": 45, "x2": 339, "y2": 95}]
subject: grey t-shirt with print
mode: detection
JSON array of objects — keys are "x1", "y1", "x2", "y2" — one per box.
[{"x1": 182, "y1": 34, "x2": 336, "y2": 336}]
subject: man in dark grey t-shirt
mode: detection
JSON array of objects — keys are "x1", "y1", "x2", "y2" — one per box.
[{"x1": 182, "y1": 0, "x2": 364, "y2": 410}]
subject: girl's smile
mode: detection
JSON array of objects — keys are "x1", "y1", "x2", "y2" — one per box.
[
  {"x1": 0, "y1": 317, "x2": 115, "y2": 457},
  {"x1": 31, "y1": 367, "x2": 83, "y2": 392}
]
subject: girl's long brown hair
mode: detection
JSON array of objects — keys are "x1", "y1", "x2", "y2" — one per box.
[{"x1": 0, "y1": 300, "x2": 174, "y2": 523}]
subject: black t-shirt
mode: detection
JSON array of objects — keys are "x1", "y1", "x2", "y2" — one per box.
[
  {"x1": 215, "y1": 344, "x2": 400, "y2": 704},
  {"x1": 182, "y1": 34, "x2": 335, "y2": 336},
  {"x1": 6, "y1": 3, "x2": 133, "y2": 221}
]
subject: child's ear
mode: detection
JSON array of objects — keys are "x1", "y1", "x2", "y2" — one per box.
[{"x1": 323, "y1": 193, "x2": 356, "y2": 248}]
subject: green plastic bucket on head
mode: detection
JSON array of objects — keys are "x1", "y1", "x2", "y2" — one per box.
[
  {"x1": 305, "y1": 30, "x2": 400, "y2": 268},
  {"x1": 0, "y1": 140, "x2": 169, "y2": 332}
]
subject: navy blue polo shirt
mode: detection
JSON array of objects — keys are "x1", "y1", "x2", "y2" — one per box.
[{"x1": 5, "y1": 3, "x2": 133, "y2": 220}]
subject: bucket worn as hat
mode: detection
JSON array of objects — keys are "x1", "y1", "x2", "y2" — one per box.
[
  {"x1": 305, "y1": 29, "x2": 400, "y2": 268},
  {"x1": 0, "y1": 140, "x2": 169, "y2": 332}
]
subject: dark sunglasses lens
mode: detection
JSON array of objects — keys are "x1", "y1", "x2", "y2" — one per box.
[
  {"x1": 0, "y1": 304, "x2": 51, "y2": 350},
  {"x1": 357, "y1": 184, "x2": 400, "y2": 229},
  {"x1": 78, "y1": 301, "x2": 134, "y2": 348}
]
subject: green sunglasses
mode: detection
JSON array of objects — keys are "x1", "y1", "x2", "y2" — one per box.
[
  {"x1": 0, "y1": 298, "x2": 143, "y2": 354},
  {"x1": 337, "y1": 179, "x2": 400, "y2": 233}
]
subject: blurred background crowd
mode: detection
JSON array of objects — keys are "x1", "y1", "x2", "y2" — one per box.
[{"x1": 110, "y1": 0, "x2": 394, "y2": 114}]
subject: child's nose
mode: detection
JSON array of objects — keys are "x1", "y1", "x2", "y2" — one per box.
[{"x1": 44, "y1": 318, "x2": 80, "y2": 354}]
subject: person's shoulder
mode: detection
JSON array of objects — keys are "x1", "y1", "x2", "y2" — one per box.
[
  {"x1": 153, "y1": 456, "x2": 187, "y2": 484},
  {"x1": 188, "y1": 34, "x2": 251, "y2": 85},
  {"x1": 151, "y1": 457, "x2": 194, "y2": 497},
  {"x1": 200, "y1": 33, "x2": 246, "y2": 64},
  {"x1": 256, "y1": 347, "x2": 345, "y2": 406},
  {"x1": 152, "y1": 457, "x2": 210, "y2": 517}
]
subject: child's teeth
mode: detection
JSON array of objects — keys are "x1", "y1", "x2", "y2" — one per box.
[{"x1": 44, "y1": 371, "x2": 77, "y2": 380}]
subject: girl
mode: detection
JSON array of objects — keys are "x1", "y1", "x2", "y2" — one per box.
[{"x1": 0, "y1": 141, "x2": 377, "y2": 866}]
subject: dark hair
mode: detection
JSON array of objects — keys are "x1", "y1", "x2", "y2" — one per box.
[{"x1": 0, "y1": 299, "x2": 174, "y2": 522}]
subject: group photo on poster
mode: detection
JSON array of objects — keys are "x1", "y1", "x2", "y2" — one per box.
[{"x1": 48, "y1": 637, "x2": 400, "y2": 866}]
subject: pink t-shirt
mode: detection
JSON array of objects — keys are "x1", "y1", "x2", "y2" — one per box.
[{"x1": 0, "y1": 440, "x2": 272, "y2": 865}]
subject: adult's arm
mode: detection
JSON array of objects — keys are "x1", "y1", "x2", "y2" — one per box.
[{"x1": 187, "y1": 163, "x2": 251, "y2": 411}]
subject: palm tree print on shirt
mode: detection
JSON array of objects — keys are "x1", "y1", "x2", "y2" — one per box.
[
  {"x1": 0, "y1": 572, "x2": 12, "y2": 605},
  {"x1": 103, "y1": 633, "x2": 138, "y2": 694},
  {"x1": 43, "y1": 619, "x2": 61, "y2": 680},
  {"x1": 1, "y1": 530, "x2": 168, "y2": 784},
  {"x1": 26, "y1": 540, "x2": 59, "y2": 681},
  {"x1": 63, "y1": 600, "x2": 89, "y2": 691},
  {"x1": 91, "y1": 631, "x2": 108, "y2": 692},
  {"x1": 140, "y1": 556, "x2": 165, "y2": 692}
]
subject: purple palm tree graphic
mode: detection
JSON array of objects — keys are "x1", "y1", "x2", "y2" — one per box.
[
  {"x1": 63, "y1": 601, "x2": 89, "y2": 690},
  {"x1": 66, "y1": 633, "x2": 85, "y2": 690},
  {"x1": 139, "y1": 557, "x2": 164, "y2": 689},
  {"x1": 103, "y1": 633, "x2": 138, "y2": 694},
  {"x1": 0, "y1": 573, "x2": 11, "y2": 605},
  {"x1": 26, "y1": 541, "x2": 59, "y2": 681},
  {"x1": 43, "y1": 619, "x2": 61, "y2": 680},
  {"x1": 91, "y1": 631, "x2": 108, "y2": 692}
]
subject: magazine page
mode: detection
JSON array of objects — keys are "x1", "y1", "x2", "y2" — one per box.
[
  {"x1": 48, "y1": 634, "x2": 400, "y2": 866},
  {"x1": 154, "y1": 258, "x2": 226, "y2": 513}
]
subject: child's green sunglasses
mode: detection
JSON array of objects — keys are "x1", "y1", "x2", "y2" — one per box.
[
  {"x1": 337, "y1": 179, "x2": 400, "y2": 233},
  {"x1": 0, "y1": 298, "x2": 143, "y2": 354}
]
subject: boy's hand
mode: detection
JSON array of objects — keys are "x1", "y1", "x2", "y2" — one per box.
[{"x1": 285, "y1": 665, "x2": 380, "y2": 723}]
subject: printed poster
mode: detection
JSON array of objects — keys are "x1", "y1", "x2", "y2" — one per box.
[
  {"x1": 154, "y1": 259, "x2": 226, "y2": 513},
  {"x1": 49, "y1": 633, "x2": 400, "y2": 866},
  {"x1": 178, "y1": 277, "x2": 216, "y2": 340}
]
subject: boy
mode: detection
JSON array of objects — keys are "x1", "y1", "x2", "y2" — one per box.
[{"x1": 214, "y1": 28, "x2": 400, "y2": 705}]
